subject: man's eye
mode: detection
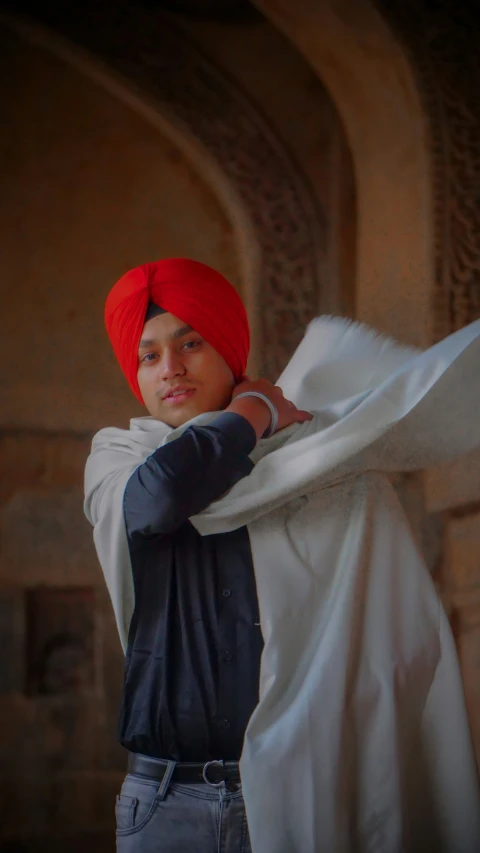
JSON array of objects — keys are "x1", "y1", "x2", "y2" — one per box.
[
  {"x1": 182, "y1": 340, "x2": 200, "y2": 351},
  {"x1": 141, "y1": 353, "x2": 158, "y2": 363}
]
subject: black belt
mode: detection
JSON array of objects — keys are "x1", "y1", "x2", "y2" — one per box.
[{"x1": 128, "y1": 752, "x2": 241, "y2": 788}]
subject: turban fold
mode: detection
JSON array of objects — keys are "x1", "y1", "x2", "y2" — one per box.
[{"x1": 105, "y1": 258, "x2": 250, "y2": 403}]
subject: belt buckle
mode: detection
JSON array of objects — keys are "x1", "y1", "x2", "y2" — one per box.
[{"x1": 202, "y1": 759, "x2": 225, "y2": 787}]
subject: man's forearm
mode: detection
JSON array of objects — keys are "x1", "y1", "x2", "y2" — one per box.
[{"x1": 123, "y1": 412, "x2": 257, "y2": 542}]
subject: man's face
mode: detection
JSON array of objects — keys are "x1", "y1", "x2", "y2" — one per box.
[{"x1": 137, "y1": 311, "x2": 235, "y2": 427}]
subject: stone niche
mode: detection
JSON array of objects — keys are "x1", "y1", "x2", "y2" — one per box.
[{"x1": 25, "y1": 587, "x2": 95, "y2": 697}]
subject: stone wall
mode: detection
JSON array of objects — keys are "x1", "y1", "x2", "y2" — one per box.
[{"x1": 0, "y1": 431, "x2": 123, "y2": 852}]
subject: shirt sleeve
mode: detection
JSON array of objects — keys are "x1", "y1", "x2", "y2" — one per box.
[{"x1": 123, "y1": 412, "x2": 256, "y2": 544}]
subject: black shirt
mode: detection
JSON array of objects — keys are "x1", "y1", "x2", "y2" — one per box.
[{"x1": 119, "y1": 413, "x2": 264, "y2": 761}]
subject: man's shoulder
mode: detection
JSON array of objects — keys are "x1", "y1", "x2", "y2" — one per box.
[
  {"x1": 91, "y1": 424, "x2": 131, "y2": 446},
  {"x1": 89, "y1": 418, "x2": 169, "y2": 459}
]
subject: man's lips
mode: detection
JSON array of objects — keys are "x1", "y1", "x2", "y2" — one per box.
[{"x1": 161, "y1": 389, "x2": 196, "y2": 405}]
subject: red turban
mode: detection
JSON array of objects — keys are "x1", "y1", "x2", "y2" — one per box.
[{"x1": 105, "y1": 258, "x2": 250, "y2": 403}]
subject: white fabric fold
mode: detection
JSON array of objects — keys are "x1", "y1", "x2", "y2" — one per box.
[{"x1": 84, "y1": 316, "x2": 480, "y2": 852}]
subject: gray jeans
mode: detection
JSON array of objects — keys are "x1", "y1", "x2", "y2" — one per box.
[{"x1": 115, "y1": 760, "x2": 252, "y2": 853}]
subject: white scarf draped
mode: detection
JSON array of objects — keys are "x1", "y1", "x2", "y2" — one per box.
[{"x1": 84, "y1": 317, "x2": 480, "y2": 853}]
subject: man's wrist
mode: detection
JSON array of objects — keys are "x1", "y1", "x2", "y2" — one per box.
[{"x1": 226, "y1": 396, "x2": 272, "y2": 441}]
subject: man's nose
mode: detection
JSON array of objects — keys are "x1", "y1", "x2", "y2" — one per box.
[{"x1": 159, "y1": 350, "x2": 186, "y2": 378}]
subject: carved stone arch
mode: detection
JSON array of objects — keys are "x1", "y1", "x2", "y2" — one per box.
[
  {"x1": 373, "y1": 0, "x2": 480, "y2": 341},
  {"x1": 2, "y1": 6, "x2": 327, "y2": 379}
]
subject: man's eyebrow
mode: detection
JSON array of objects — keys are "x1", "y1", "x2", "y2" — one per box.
[
  {"x1": 138, "y1": 325, "x2": 195, "y2": 349},
  {"x1": 170, "y1": 324, "x2": 195, "y2": 339}
]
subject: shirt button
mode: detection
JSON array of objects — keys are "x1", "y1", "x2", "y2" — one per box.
[
  {"x1": 222, "y1": 589, "x2": 232, "y2": 598},
  {"x1": 221, "y1": 718, "x2": 231, "y2": 729},
  {"x1": 223, "y1": 651, "x2": 233, "y2": 662}
]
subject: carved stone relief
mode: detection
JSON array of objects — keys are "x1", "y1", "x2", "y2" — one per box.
[{"x1": 376, "y1": 0, "x2": 480, "y2": 340}]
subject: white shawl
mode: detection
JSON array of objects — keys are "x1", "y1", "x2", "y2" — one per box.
[{"x1": 84, "y1": 317, "x2": 480, "y2": 853}]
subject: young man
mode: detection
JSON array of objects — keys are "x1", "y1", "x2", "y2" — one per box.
[
  {"x1": 86, "y1": 258, "x2": 480, "y2": 853},
  {"x1": 86, "y1": 258, "x2": 312, "y2": 852}
]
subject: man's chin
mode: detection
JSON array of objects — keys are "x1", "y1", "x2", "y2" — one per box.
[{"x1": 155, "y1": 401, "x2": 200, "y2": 428}]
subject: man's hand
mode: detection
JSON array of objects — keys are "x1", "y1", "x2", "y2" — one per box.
[{"x1": 227, "y1": 376, "x2": 313, "y2": 440}]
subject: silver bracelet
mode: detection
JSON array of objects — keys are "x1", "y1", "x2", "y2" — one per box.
[{"x1": 234, "y1": 391, "x2": 279, "y2": 438}]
